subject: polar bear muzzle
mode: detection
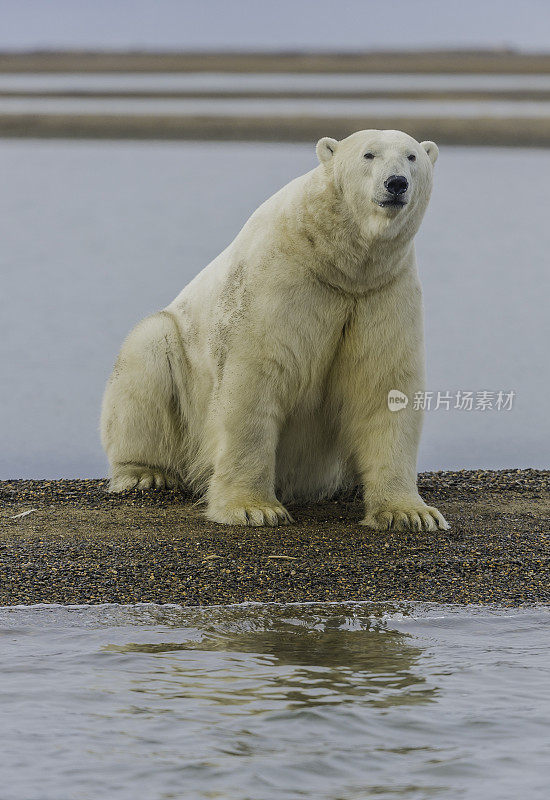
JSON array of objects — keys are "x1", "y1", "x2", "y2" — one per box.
[{"x1": 378, "y1": 174, "x2": 409, "y2": 208}]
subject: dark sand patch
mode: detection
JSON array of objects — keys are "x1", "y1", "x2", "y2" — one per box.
[
  {"x1": 2, "y1": 50, "x2": 550, "y2": 74},
  {"x1": 1, "y1": 470, "x2": 548, "y2": 607},
  {"x1": 1, "y1": 113, "x2": 550, "y2": 147}
]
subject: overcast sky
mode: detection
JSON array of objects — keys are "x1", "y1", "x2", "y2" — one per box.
[{"x1": 1, "y1": 0, "x2": 550, "y2": 52}]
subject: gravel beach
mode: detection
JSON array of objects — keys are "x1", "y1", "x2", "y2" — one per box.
[{"x1": 1, "y1": 469, "x2": 548, "y2": 606}]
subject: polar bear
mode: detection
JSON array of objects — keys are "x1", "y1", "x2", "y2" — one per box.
[{"x1": 101, "y1": 129, "x2": 449, "y2": 531}]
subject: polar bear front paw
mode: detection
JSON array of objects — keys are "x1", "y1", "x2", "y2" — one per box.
[
  {"x1": 361, "y1": 499, "x2": 449, "y2": 532},
  {"x1": 206, "y1": 499, "x2": 294, "y2": 527},
  {"x1": 109, "y1": 464, "x2": 180, "y2": 492}
]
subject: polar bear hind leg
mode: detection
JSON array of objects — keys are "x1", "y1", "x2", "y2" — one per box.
[{"x1": 101, "y1": 311, "x2": 188, "y2": 492}]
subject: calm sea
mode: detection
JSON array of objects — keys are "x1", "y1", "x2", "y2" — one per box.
[{"x1": 1, "y1": 601, "x2": 549, "y2": 799}]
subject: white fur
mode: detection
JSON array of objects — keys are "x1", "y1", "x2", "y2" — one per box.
[{"x1": 101, "y1": 129, "x2": 448, "y2": 531}]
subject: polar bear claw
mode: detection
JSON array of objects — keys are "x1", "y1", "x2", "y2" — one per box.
[
  {"x1": 206, "y1": 501, "x2": 294, "y2": 527},
  {"x1": 362, "y1": 502, "x2": 449, "y2": 532}
]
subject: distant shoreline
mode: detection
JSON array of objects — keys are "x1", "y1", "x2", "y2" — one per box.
[
  {"x1": 1, "y1": 469, "x2": 548, "y2": 607},
  {"x1": 1, "y1": 50, "x2": 550, "y2": 146},
  {"x1": 2, "y1": 49, "x2": 550, "y2": 74}
]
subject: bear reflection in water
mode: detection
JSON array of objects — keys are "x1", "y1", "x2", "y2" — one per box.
[{"x1": 104, "y1": 604, "x2": 434, "y2": 709}]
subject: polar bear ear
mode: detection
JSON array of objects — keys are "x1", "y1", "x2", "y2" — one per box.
[
  {"x1": 316, "y1": 137, "x2": 339, "y2": 164},
  {"x1": 421, "y1": 141, "x2": 439, "y2": 166}
]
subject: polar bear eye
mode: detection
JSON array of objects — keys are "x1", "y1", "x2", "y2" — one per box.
[
  {"x1": 364, "y1": 152, "x2": 375, "y2": 160},
  {"x1": 408, "y1": 154, "x2": 416, "y2": 162}
]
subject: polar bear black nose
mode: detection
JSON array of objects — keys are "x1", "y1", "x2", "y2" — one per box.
[{"x1": 384, "y1": 175, "x2": 409, "y2": 195}]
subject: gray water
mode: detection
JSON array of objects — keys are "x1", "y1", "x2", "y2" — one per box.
[
  {"x1": 0, "y1": 140, "x2": 548, "y2": 477},
  {"x1": 1, "y1": 602, "x2": 549, "y2": 800},
  {"x1": 3, "y1": 95, "x2": 550, "y2": 117},
  {"x1": 3, "y1": 71, "x2": 550, "y2": 92}
]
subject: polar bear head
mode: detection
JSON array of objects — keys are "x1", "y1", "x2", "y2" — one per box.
[{"x1": 316, "y1": 129, "x2": 438, "y2": 240}]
